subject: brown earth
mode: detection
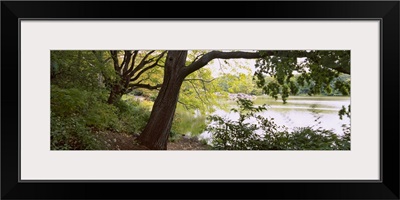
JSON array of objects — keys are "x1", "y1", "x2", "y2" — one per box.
[
  {"x1": 167, "y1": 137, "x2": 210, "y2": 150},
  {"x1": 95, "y1": 131, "x2": 210, "y2": 150}
]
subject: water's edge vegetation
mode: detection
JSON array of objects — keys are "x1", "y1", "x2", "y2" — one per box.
[
  {"x1": 51, "y1": 89, "x2": 350, "y2": 150},
  {"x1": 50, "y1": 50, "x2": 351, "y2": 150}
]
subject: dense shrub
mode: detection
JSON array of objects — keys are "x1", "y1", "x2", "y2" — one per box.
[
  {"x1": 84, "y1": 102, "x2": 119, "y2": 130},
  {"x1": 51, "y1": 86, "x2": 152, "y2": 150},
  {"x1": 115, "y1": 99, "x2": 151, "y2": 134},
  {"x1": 51, "y1": 86, "x2": 118, "y2": 128},
  {"x1": 51, "y1": 114, "x2": 103, "y2": 150},
  {"x1": 283, "y1": 127, "x2": 349, "y2": 150},
  {"x1": 206, "y1": 98, "x2": 270, "y2": 150},
  {"x1": 206, "y1": 98, "x2": 350, "y2": 150},
  {"x1": 51, "y1": 86, "x2": 114, "y2": 149},
  {"x1": 51, "y1": 86, "x2": 91, "y2": 117}
]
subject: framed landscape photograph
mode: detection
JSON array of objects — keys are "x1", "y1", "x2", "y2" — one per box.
[{"x1": 2, "y1": 1, "x2": 399, "y2": 199}]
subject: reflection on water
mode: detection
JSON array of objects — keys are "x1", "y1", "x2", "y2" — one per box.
[{"x1": 199, "y1": 96, "x2": 350, "y2": 140}]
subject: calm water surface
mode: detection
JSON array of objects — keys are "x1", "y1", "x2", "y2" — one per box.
[{"x1": 199, "y1": 95, "x2": 350, "y2": 140}]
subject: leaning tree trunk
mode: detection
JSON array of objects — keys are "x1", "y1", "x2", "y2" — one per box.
[
  {"x1": 136, "y1": 50, "x2": 268, "y2": 149},
  {"x1": 138, "y1": 51, "x2": 187, "y2": 150}
]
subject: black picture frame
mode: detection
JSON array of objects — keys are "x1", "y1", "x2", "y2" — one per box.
[{"x1": 1, "y1": 1, "x2": 399, "y2": 199}]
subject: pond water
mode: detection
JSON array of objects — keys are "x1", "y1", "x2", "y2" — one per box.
[{"x1": 199, "y1": 95, "x2": 351, "y2": 140}]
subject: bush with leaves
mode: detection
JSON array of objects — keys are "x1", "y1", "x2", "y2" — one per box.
[
  {"x1": 51, "y1": 86, "x2": 115, "y2": 149},
  {"x1": 51, "y1": 113, "x2": 103, "y2": 150},
  {"x1": 114, "y1": 99, "x2": 151, "y2": 134},
  {"x1": 206, "y1": 98, "x2": 273, "y2": 150},
  {"x1": 51, "y1": 85, "x2": 119, "y2": 128},
  {"x1": 51, "y1": 86, "x2": 152, "y2": 150},
  {"x1": 338, "y1": 104, "x2": 351, "y2": 150},
  {"x1": 286, "y1": 127, "x2": 350, "y2": 150},
  {"x1": 206, "y1": 98, "x2": 350, "y2": 150}
]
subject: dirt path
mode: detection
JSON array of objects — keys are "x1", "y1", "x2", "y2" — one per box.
[
  {"x1": 96, "y1": 131, "x2": 210, "y2": 150},
  {"x1": 167, "y1": 137, "x2": 210, "y2": 150}
]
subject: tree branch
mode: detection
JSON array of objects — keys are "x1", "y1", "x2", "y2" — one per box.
[
  {"x1": 184, "y1": 78, "x2": 216, "y2": 83},
  {"x1": 130, "y1": 63, "x2": 159, "y2": 82},
  {"x1": 91, "y1": 51, "x2": 112, "y2": 65},
  {"x1": 129, "y1": 83, "x2": 163, "y2": 90},
  {"x1": 184, "y1": 51, "x2": 270, "y2": 76},
  {"x1": 125, "y1": 50, "x2": 139, "y2": 75},
  {"x1": 177, "y1": 100, "x2": 196, "y2": 110},
  {"x1": 129, "y1": 51, "x2": 167, "y2": 81},
  {"x1": 187, "y1": 80, "x2": 208, "y2": 104},
  {"x1": 131, "y1": 50, "x2": 156, "y2": 75},
  {"x1": 104, "y1": 57, "x2": 112, "y2": 63},
  {"x1": 327, "y1": 65, "x2": 350, "y2": 75},
  {"x1": 110, "y1": 50, "x2": 121, "y2": 72},
  {"x1": 191, "y1": 53, "x2": 206, "y2": 64},
  {"x1": 184, "y1": 50, "x2": 350, "y2": 76},
  {"x1": 122, "y1": 51, "x2": 133, "y2": 74}
]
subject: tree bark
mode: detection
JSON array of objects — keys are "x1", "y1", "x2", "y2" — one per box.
[
  {"x1": 107, "y1": 50, "x2": 167, "y2": 105},
  {"x1": 107, "y1": 85, "x2": 124, "y2": 104},
  {"x1": 136, "y1": 50, "x2": 350, "y2": 150},
  {"x1": 137, "y1": 51, "x2": 187, "y2": 150}
]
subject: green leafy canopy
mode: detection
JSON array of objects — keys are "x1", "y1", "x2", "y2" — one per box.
[{"x1": 254, "y1": 50, "x2": 350, "y2": 103}]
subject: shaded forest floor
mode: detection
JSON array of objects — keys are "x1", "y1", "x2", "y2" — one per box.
[{"x1": 96, "y1": 131, "x2": 210, "y2": 150}]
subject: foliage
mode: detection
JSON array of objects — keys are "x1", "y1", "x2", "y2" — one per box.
[
  {"x1": 206, "y1": 98, "x2": 350, "y2": 150},
  {"x1": 51, "y1": 114, "x2": 103, "y2": 150},
  {"x1": 338, "y1": 104, "x2": 351, "y2": 150},
  {"x1": 293, "y1": 74, "x2": 350, "y2": 96},
  {"x1": 51, "y1": 86, "x2": 152, "y2": 150},
  {"x1": 51, "y1": 50, "x2": 351, "y2": 150},
  {"x1": 115, "y1": 99, "x2": 151, "y2": 134},
  {"x1": 106, "y1": 50, "x2": 167, "y2": 104},
  {"x1": 51, "y1": 85, "x2": 119, "y2": 128},
  {"x1": 179, "y1": 67, "x2": 220, "y2": 114},
  {"x1": 215, "y1": 73, "x2": 261, "y2": 95},
  {"x1": 206, "y1": 98, "x2": 270, "y2": 150},
  {"x1": 171, "y1": 107, "x2": 207, "y2": 137},
  {"x1": 286, "y1": 127, "x2": 350, "y2": 150},
  {"x1": 254, "y1": 50, "x2": 350, "y2": 103},
  {"x1": 51, "y1": 86, "x2": 110, "y2": 150},
  {"x1": 51, "y1": 50, "x2": 115, "y2": 90},
  {"x1": 338, "y1": 105, "x2": 351, "y2": 120}
]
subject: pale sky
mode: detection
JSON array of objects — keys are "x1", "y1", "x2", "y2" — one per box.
[
  {"x1": 203, "y1": 56, "x2": 306, "y2": 77},
  {"x1": 204, "y1": 58, "x2": 257, "y2": 77}
]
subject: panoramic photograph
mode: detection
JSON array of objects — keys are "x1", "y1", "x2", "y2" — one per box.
[{"x1": 51, "y1": 50, "x2": 351, "y2": 150}]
